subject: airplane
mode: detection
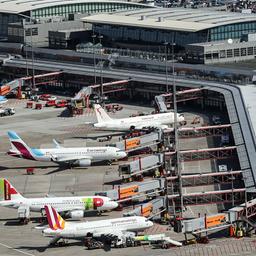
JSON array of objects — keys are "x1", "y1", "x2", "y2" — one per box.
[
  {"x1": 7, "y1": 131, "x2": 127, "y2": 167},
  {"x1": 93, "y1": 104, "x2": 185, "y2": 131},
  {"x1": 42, "y1": 205, "x2": 153, "y2": 247},
  {"x1": 0, "y1": 178, "x2": 118, "y2": 218},
  {"x1": 0, "y1": 96, "x2": 8, "y2": 106}
]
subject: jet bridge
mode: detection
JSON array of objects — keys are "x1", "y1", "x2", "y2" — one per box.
[
  {"x1": 114, "y1": 130, "x2": 163, "y2": 152},
  {"x1": 155, "y1": 88, "x2": 203, "y2": 111},
  {"x1": 95, "y1": 178, "x2": 165, "y2": 203},
  {"x1": 165, "y1": 146, "x2": 237, "y2": 162},
  {"x1": 168, "y1": 188, "x2": 245, "y2": 207},
  {"x1": 123, "y1": 197, "x2": 166, "y2": 218},
  {"x1": 178, "y1": 124, "x2": 232, "y2": 139},
  {"x1": 228, "y1": 198, "x2": 256, "y2": 221},
  {"x1": 119, "y1": 153, "x2": 164, "y2": 180},
  {"x1": 166, "y1": 170, "x2": 243, "y2": 187},
  {"x1": 175, "y1": 199, "x2": 256, "y2": 235}
]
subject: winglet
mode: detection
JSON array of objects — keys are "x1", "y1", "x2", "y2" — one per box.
[
  {"x1": 44, "y1": 205, "x2": 65, "y2": 230},
  {"x1": 52, "y1": 139, "x2": 63, "y2": 149}
]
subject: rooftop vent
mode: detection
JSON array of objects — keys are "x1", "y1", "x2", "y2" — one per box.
[{"x1": 158, "y1": 17, "x2": 164, "y2": 22}]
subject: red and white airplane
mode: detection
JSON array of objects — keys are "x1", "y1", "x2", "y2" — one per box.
[
  {"x1": 93, "y1": 104, "x2": 185, "y2": 131},
  {"x1": 0, "y1": 178, "x2": 118, "y2": 219}
]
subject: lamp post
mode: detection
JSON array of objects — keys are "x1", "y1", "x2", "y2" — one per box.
[
  {"x1": 22, "y1": 19, "x2": 29, "y2": 77},
  {"x1": 171, "y1": 37, "x2": 182, "y2": 217},
  {"x1": 17, "y1": 13, "x2": 36, "y2": 89},
  {"x1": 163, "y1": 41, "x2": 168, "y2": 93},
  {"x1": 98, "y1": 35, "x2": 104, "y2": 97},
  {"x1": 92, "y1": 34, "x2": 97, "y2": 85}
]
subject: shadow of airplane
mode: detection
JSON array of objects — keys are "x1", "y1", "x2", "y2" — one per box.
[
  {"x1": 17, "y1": 241, "x2": 83, "y2": 253},
  {"x1": 0, "y1": 165, "x2": 58, "y2": 171},
  {"x1": 45, "y1": 165, "x2": 70, "y2": 175},
  {"x1": 3, "y1": 217, "x2": 47, "y2": 226}
]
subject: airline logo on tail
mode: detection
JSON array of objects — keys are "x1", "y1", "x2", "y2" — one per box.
[
  {"x1": 45, "y1": 205, "x2": 65, "y2": 230},
  {"x1": 93, "y1": 104, "x2": 112, "y2": 123},
  {"x1": 7, "y1": 131, "x2": 44, "y2": 160},
  {"x1": 0, "y1": 178, "x2": 19, "y2": 201}
]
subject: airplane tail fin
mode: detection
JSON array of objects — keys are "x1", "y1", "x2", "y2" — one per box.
[
  {"x1": 93, "y1": 104, "x2": 112, "y2": 123},
  {"x1": 44, "y1": 205, "x2": 66, "y2": 230},
  {"x1": 0, "y1": 178, "x2": 24, "y2": 201},
  {"x1": 7, "y1": 131, "x2": 38, "y2": 160}
]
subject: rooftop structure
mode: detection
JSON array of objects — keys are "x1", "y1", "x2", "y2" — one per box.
[
  {"x1": 83, "y1": 8, "x2": 256, "y2": 32},
  {"x1": 0, "y1": 0, "x2": 143, "y2": 14},
  {"x1": 82, "y1": 8, "x2": 256, "y2": 46},
  {"x1": 0, "y1": 0, "x2": 149, "y2": 37}
]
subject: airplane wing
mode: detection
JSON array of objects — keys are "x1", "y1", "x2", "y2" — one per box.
[
  {"x1": 135, "y1": 122, "x2": 168, "y2": 130},
  {"x1": 52, "y1": 139, "x2": 63, "y2": 148},
  {"x1": 50, "y1": 154, "x2": 92, "y2": 163},
  {"x1": 45, "y1": 194, "x2": 56, "y2": 198}
]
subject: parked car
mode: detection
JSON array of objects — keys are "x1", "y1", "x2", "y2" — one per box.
[
  {"x1": 106, "y1": 104, "x2": 123, "y2": 112},
  {"x1": 48, "y1": 96, "x2": 57, "y2": 101},
  {"x1": 0, "y1": 108, "x2": 15, "y2": 117},
  {"x1": 55, "y1": 100, "x2": 68, "y2": 108},
  {"x1": 39, "y1": 94, "x2": 51, "y2": 101},
  {"x1": 39, "y1": 94, "x2": 57, "y2": 101},
  {"x1": 45, "y1": 100, "x2": 56, "y2": 107}
]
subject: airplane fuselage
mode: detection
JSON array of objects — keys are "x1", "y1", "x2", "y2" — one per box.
[
  {"x1": 9, "y1": 146, "x2": 125, "y2": 162},
  {"x1": 1, "y1": 196, "x2": 117, "y2": 212},
  {"x1": 94, "y1": 112, "x2": 184, "y2": 131},
  {"x1": 44, "y1": 216, "x2": 153, "y2": 238}
]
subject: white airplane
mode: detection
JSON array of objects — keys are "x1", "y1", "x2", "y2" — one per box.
[
  {"x1": 0, "y1": 178, "x2": 118, "y2": 218},
  {"x1": 7, "y1": 131, "x2": 127, "y2": 167},
  {"x1": 42, "y1": 205, "x2": 153, "y2": 247},
  {"x1": 0, "y1": 96, "x2": 8, "y2": 106},
  {"x1": 93, "y1": 104, "x2": 185, "y2": 131}
]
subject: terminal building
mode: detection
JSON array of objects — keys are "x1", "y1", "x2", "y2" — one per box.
[
  {"x1": 83, "y1": 7, "x2": 256, "y2": 63},
  {"x1": 0, "y1": 0, "x2": 150, "y2": 46}
]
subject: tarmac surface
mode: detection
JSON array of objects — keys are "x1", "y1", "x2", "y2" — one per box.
[{"x1": 0, "y1": 98, "x2": 255, "y2": 256}]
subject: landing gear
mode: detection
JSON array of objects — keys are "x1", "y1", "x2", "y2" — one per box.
[
  {"x1": 84, "y1": 237, "x2": 104, "y2": 250},
  {"x1": 19, "y1": 217, "x2": 30, "y2": 225}
]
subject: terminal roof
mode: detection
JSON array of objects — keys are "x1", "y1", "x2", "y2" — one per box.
[
  {"x1": 82, "y1": 7, "x2": 256, "y2": 32},
  {"x1": 0, "y1": 0, "x2": 140, "y2": 14}
]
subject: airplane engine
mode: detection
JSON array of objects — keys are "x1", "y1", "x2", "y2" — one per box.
[
  {"x1": 69, "y1": 210, "x2": 84, "y2": 219},
  {"x1": 75, "y1": 159, "x2": 91, "y2": 167},
  {"x1": 123, "y1": 231, "x2": 136, "y2": 239}
]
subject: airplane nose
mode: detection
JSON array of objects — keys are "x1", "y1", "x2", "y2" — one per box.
[
  {"x1": 118, "y1": 151, "x2": 127, "y2": 159},
  {"x1": 179, "y1": 114, "x2": 185, "y2": 122},
  {"x1": 108, "y1": 201, "x2": 119, "y2": 209},
  {"x1": 147, "y1": 220, "x2": 154, "y2": 227}
]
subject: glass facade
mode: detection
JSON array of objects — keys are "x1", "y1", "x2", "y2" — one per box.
[
  {"x1": 94, "y1": 25, "x2": 208, "y2": 46},
  {"x1": 209, "y1": 22, "x2": 256, "y2": 41},
  {"x1": 94, "y1": 20, "x2": 256, "y2": 47},
  {"x1": 0, "y1": 13, "x2": 20, "y2": 37},
  {"x1": 32, "y1": 2, "x2": 144, "y2": 18}
]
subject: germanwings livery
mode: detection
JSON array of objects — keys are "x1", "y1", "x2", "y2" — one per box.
[
  {"x1": 42, "y1": 205, "x2": 153, "y2": 246},
  {"x1": 0, "y1": 178, "x2": 118, "y2": 218},
  {"x1": 93, "y1": 104, "x2": 185, "y2": 131},
  {"x1": 7, "y1": 131, "x2": 127, "y2": 167}
]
